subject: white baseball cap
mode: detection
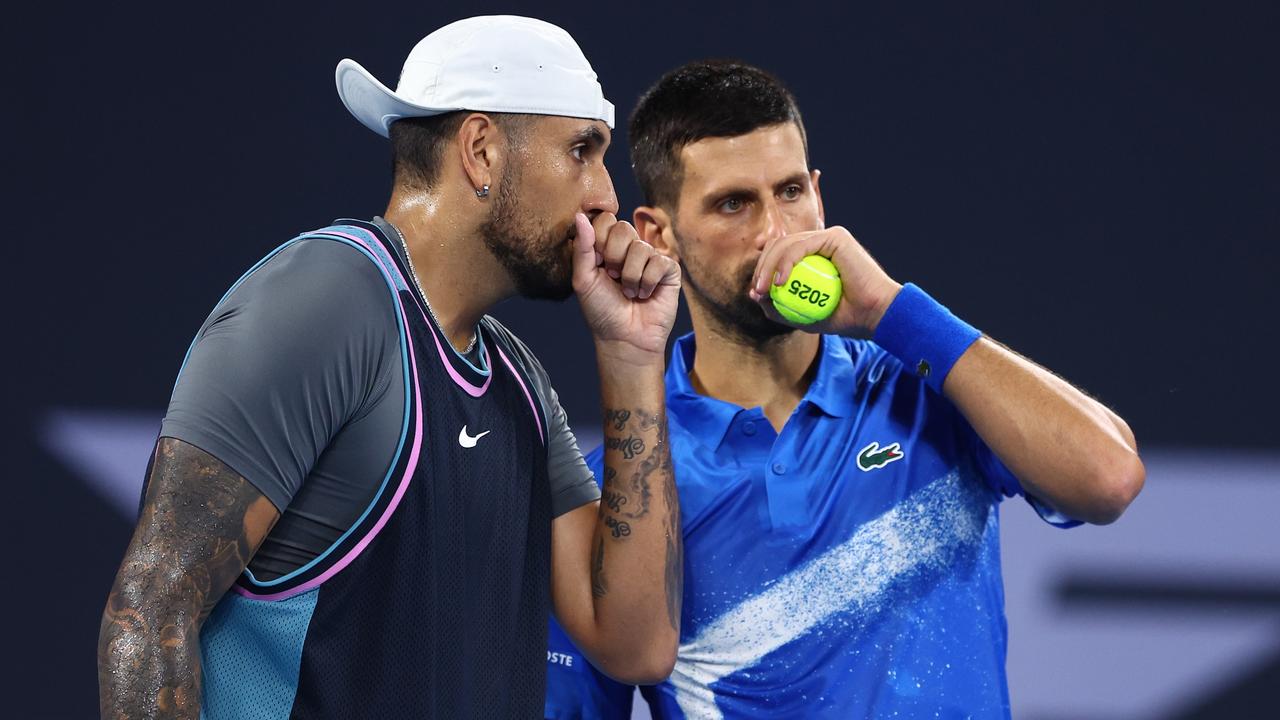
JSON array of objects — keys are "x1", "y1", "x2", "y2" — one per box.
[{"x1": 336, "y1": 15, "x2": 615, "y2": 137}]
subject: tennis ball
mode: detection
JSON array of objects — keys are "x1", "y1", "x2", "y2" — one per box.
[{"x1": 769, "y1": 255, "x2": 842, "y2": 324}]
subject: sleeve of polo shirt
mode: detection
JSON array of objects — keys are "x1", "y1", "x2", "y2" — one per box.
[
  {"x1": 966, "y1": 427, "x2": 1082, "y2": 528},
  {"x1": 159, "y1": 239, "x2": 396, "y2": 512},
  {"x1": 480, "y1": 318, "x2": 600, "y2": 517}
]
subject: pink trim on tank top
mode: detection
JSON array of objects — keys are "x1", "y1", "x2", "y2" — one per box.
[
  {"x1": 235, "y1": 228, "x2": 426, "y2": 601},
  {"x1": 494, "y1": 343, "x2": 545, "y2": 446},
  {"x1": 330, "y1": 228, "x2": 492, "y2": 397},
  {"x1": 422, "y1": 312, "x2": 492, "y2": 398}
]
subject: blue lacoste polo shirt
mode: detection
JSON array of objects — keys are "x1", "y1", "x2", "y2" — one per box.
[{"x1": 546, "y1": 333, "x2": 1075, "y2": 719}]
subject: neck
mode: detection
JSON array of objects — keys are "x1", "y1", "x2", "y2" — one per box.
[
  {"x1": 384, "y1": 187, "x2": 515, "y2": 352},
  {"x1": 686, "y1": 298, "x2": 821, "y2": 431}
]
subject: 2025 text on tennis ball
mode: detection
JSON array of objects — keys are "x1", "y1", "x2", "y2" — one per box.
[{"x1": 769, "y1": 255, "x2": 842, "y2": 324}]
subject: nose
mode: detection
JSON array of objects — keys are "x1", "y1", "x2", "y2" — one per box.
[
  {"x1": 582, "y1": 165, "x2": 620, "y2": 219},
  {"x1": 757, "y1": 198, "x2": 789, "y2": 249}
]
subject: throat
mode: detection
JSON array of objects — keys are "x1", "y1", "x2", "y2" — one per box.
[
  {"x1": 379, "y1": 214, "x2": 507, "y2": 353},
  {"x1": 688, "y1": 331, "x2": 821, "y2": 433}
]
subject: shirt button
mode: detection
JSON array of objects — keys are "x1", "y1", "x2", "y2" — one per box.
[
  {"x1": 772, "y1": 462, "x2": 786, "y2": 475},
  {"x1": 742, "y1": 421, "x2": 757, "y2": 436}
]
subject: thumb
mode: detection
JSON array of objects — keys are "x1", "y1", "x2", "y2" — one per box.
[{"x1": 572, "y1": 212, "x2": 599, "y2": 286}]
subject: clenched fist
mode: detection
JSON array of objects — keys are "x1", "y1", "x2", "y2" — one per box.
[{"x1": 573, "y1": 212, "x2": 681, "y2": 362}]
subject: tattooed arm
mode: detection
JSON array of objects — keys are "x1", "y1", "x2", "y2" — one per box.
[
  {"x1": 552, "y1": 211, "x2": 682, "y2": 684},
  {"x1": 98, "y1": 437, "x2": 279, "y2": 719},
  {"x1": 550, "y1": 364, "x2": 681, "y2": 685}
]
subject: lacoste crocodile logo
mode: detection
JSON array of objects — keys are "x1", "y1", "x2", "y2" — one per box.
[{"x1": 857, "y1": 441, "x2": 904, "y2": 472}]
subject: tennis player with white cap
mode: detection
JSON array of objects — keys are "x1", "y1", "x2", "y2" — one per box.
[{"x1": 98, "y1": 15, "x2": 682, "y2": 718}]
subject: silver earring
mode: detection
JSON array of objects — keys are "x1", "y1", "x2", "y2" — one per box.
[{"x1": 476, "y1": 184, "x2": 490, "y2": 199}]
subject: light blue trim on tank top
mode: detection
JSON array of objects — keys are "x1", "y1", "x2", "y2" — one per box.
[
  {"x1": 168, "y1": 230, "x2": 413, "y2": 588},
  {"x1": 449, "y1": 321, "x2": 491, "y2": 376},
  {"x1": 243, "y1": 230, "x2": 411, "y2": 587}
]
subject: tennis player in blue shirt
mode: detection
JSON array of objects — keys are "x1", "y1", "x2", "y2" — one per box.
[{"x1": 545, "y1": 60, "x2": 1145, "y2": 719}]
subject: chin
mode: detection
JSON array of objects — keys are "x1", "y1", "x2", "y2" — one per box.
[
  {"x1": 735, "y1": 319, "x2": 796, "y2": 346},
  {"x1": 687, "y1": 269, "x2": 793, "y2": 344},
  {"x1": 519, "y1": 283, "x2": 574, "y2": 302},
  {"x1": 514, "y1": 264, "x2": 574, "y2": 301}
]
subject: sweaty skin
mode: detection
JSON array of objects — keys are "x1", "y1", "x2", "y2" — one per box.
[
  {"x1": 101, "y1": 110, "x2": 684, "y2": 714},
  {"x1": 98, "y1": 438, "x2": 279, "y2": 720}
]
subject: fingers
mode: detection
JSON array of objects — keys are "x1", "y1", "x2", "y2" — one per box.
[
  {"x1": 638, "y1": 253, "x2": 677, "y2": 299},
  {"x1": 623, "y1": 239, "x2": 678, "y2": 300},
  {"x1": 619, "y1": 238, "x2": 652, "y2": 298},
  {"x1": 597, "y1": 214, "x2": 630, "y2": 280},
  {"x1": 572, "y1": 213, "x2": 598, "y2": 287},
  {"x1": 588, "y1": 214, "x2": 674, "y2": 300},
  {"x1": 751, "y1": 232, "x2": 798, "y2": 296},
  {"x1": 772, "y1": 242, "x2": 821, "y2": 292},
  {"x1": 751, "y1": 228, "x2": 844, "y2": 298}
]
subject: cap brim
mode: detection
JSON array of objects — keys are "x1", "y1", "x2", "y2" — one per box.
[{"x1": 335, "y1": 58, "x2": 452, "y2": 138}]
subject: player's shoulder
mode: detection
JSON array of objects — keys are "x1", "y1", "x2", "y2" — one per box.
[
  {"x1": 265, "y1": 230, "x2": 390, "y2": 283},
  {"x1": 220, "y1": 231, "x2": 397, "y2": 337},
  {"x1": 480, "y1": 315, "x2": 548, "y2": 374},
  {"x1": 834, "y1": 336, "x2": 968, "y2": 433},
  {"x1": 240, "y1": 227, "x2": 383, "y2": 287},
  {"x1": 828, "y1": 335, "x2": 906, "y2": 382},
  {"x1": 478, "y1": 313, "x2": 525, "y2": 346}
]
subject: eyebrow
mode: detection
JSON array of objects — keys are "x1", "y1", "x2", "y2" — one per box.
[
  {"x1": 571, "y1": 126, "x2": 609, "y2": 151},
  {"x1": 773, "y1": 171, "x2": 810, "y2": 191}
]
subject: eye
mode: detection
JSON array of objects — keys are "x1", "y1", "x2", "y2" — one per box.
[
  {"x1": 571, "y1": 144, "x2": 588, "y2": 162},
  {"x1": 781, "y1": 184, "x2": 803, "y2": 200},
  {"x1": 720, "y1": 197, "x2": 745, "y2": 214}
]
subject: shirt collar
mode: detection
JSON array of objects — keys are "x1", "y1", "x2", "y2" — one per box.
[
  {"x1": 665, "y1": 332, "x2": 857, "y2": 448},
  {"x1": 666, "y1": 334, "x2": 744, "y2": 451},
  {"x1": 805, "y1": 334, "x2": 857, "y2": 419}
]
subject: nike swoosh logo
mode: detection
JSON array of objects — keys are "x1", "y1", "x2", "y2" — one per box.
[{"x1": 458, "y1": 425, "x2": 492, "y2": 449}]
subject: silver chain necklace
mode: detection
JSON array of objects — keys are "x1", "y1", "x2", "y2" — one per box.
[{"x1": 385, "y1": 219, "x2": 478, "y2": 355}]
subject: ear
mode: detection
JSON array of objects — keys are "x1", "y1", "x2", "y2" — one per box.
[
  {"x1": 634, "y1": 205, "x2": 680, "y2": 262},
  {"x1": 457, "y1": 113, "x2": 499, "y2": 196},
  {"x1": 811, "y1": 168, "x2": 826, "y2": 229}
]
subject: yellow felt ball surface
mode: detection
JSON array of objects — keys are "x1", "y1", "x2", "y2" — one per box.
[{"x1": 769, "y1": 255, "x2": 842, "y2": 324}]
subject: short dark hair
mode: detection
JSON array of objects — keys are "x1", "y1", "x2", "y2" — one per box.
[
  {"x1": 389, "y1": 112, "x2": 533, "y2": 191},
  {"x1": 629, "y1": 60, "x2": 807, "y2": 210}
]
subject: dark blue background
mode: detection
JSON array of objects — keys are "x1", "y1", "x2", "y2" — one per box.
[{"x1": 8, "y1": 2, "x2": 1277, "y2": 716}]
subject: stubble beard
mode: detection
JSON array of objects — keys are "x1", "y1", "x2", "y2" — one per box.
[
  {"x1": 677, "y1": 234, "x2": 794, "y2": 350},
  {"x1": 478, "y1": 161, "x2": 576, "y2": 301}
]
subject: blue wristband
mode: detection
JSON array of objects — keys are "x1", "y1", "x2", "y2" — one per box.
[{"x1": 872, "y1": 283, "x2": 981, "y2": 393}]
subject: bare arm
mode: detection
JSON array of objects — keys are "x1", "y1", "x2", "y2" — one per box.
[
  {"x1": 941, "y1": 338, "x2": 1144, "y2": 524},
  {"x1": 751, "y1": 225, "x2": 1145, "y2": 526},
  {"x1": 550, "y1": 211, "x2": 682, "y2": 684},
  {"x1": 98, "y1": 437, "x2": 279, "y2": 719},
  {"x1": 551, "y1": 353, "x2": 679, "y2": 684}
]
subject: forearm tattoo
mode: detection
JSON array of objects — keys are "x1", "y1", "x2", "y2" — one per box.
[
  {"x1": 591, "y1": 538, "x2": 608, "y2": 599},
  {"x1": 98, "y1": 437, "x2": 277, "y2": 719},
  {"x1": 596, "y1": 407, "x2": 682, "y2": 630}
]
